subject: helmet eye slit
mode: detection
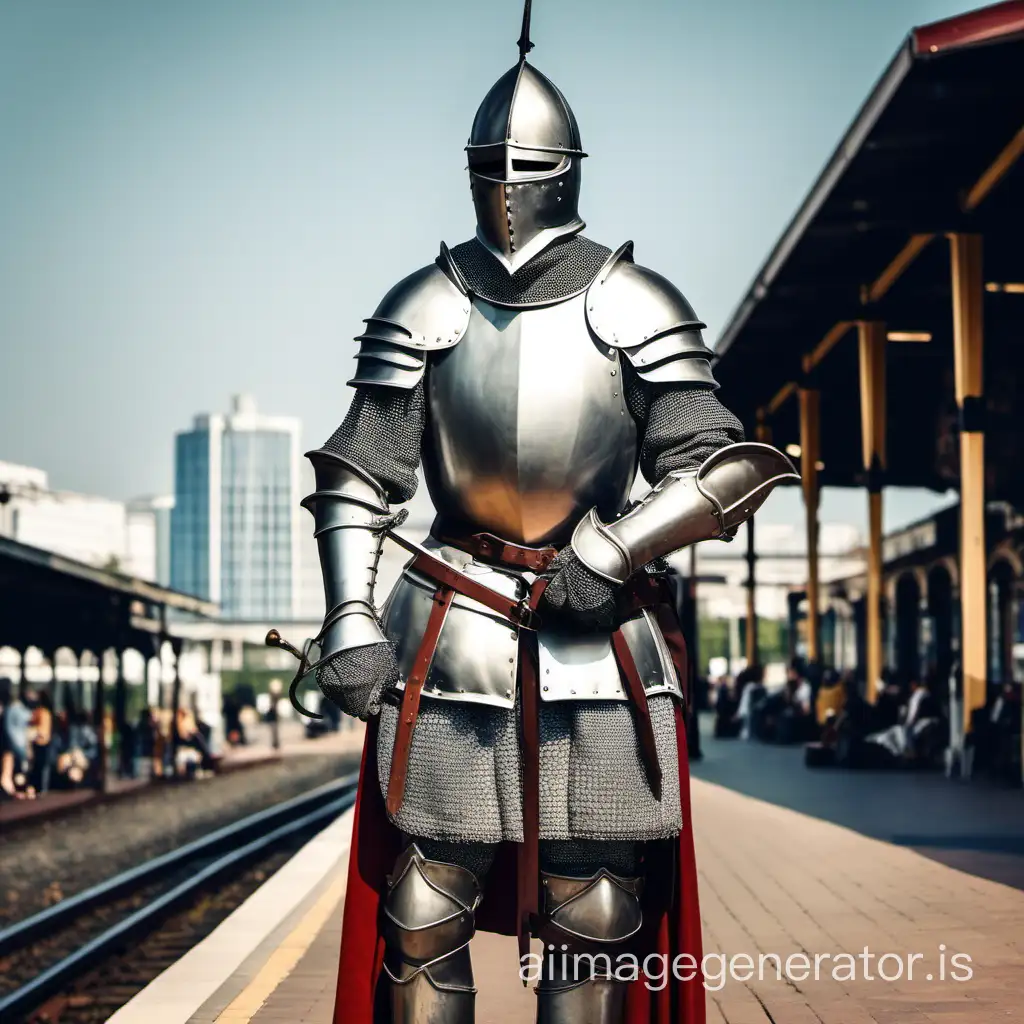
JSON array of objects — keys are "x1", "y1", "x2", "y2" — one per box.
[
  {"x1": 511, "y1": 158, "x2": 560, "y2": 173},
  {"x1": 470, "y1": 159, "x2": 507, "y2": 178}
]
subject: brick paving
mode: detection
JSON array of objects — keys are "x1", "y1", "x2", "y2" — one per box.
[
  {"x1": 247, "y1": 888, "x2": 345, "y2": 1024},
  {"x1": 227, "y1": 768, "x2": 1024, "y2": 1023},
  {"x1": 692, "y1": 779, "x2": 1022, "y2": 1024}
]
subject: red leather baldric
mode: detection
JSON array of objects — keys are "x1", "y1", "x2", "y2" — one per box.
[{"x1": 385, "y1": 586, "x2": 455, "y2": 817}]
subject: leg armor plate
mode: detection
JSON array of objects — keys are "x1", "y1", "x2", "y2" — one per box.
[
  {"x1": 382, "y1": 843, "x2": 482, "y2": 1024},
  {"x1": 536, "y1": 868, "x2": 644, "y2": 1024}
]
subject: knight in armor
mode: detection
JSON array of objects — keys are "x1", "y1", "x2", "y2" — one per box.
[{"x1": 302, "y1": 7, "x2": 797, "y2": 1023}]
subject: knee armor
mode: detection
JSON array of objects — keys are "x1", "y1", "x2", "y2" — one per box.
[
  {"x1": 537, "y1": 868, "x2": 643, "y2": 1024},
  {"x1": 382, "y1": 843, "x2": 482, "y2": 1024}
]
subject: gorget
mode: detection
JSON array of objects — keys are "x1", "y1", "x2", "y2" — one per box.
[{"x1": 447, "y1": 233, "x2": 611, "y2": 309}]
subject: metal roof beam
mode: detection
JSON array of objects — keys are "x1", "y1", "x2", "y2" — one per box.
[
  {"x1": 862, "y1": 233, "x2": 936, "y2": 304},
  {"x1": 963, "y1": 123, "x2": 1024, "y2": 211},
  {"x1": 803, "y1": 321, "x2": 856, "y2": 374}
]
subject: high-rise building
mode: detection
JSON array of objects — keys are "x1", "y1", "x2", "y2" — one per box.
[
  {"x1": 126, "y1": 495, "x2": 175, "y2": 584},
  {"x1": 171, "y1": 395, "x2": 301, "y2": 619}
]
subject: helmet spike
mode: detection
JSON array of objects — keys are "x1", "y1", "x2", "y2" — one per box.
[{"x1": 517, "y1": 0, "x2": 535, "y2": 60}]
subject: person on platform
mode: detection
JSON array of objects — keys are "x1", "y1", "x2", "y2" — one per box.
[
  {"x1": 866, "y1": 676, "x2": 942, "y2": 763},
  {"x1": 27, "y1": 689, "x2": 54, "y2": 795},
  {"x1": 291, "y1": 7, "x2": 797, "y2": 1022},
  {"x1": 0, "y1": 678, "x2": 30, "y2": 799}
]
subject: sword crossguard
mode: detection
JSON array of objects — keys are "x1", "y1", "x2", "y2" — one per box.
[{"x1": 265, "y1": 629, "x2": 323, "y2": 721}]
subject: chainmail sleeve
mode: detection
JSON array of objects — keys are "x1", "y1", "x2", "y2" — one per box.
[
  {"x1": 623, "y1": 361, "x2": 745, "y2": 483},
  {"x1": 321, "y1": 381, "x2": 426, "y2": 503}
]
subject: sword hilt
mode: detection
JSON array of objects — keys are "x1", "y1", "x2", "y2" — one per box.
[{"x1": 265, "y1": 629, "x2": 323, "y2": 721}]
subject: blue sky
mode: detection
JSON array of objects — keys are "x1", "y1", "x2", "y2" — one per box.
[{"x1": 0, "y1": 0, "x2": 976, "y2": 529}]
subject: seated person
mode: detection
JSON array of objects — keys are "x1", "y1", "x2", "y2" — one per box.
[
  {"x1": 770, "y1": 664, "x2": 816, "y2": 744},
  {"x1": 815, "y1": 669, "x2": 847, "y2": 727},
  {"x1": 713, "y1": 676, "x2": 740, "y2": 738},
  {"x1": 865, "y1": 677, "x2": 942, "y2": 764},
  {"x1": 736, "y1": 664, "x2": 766, "y2": 740}
]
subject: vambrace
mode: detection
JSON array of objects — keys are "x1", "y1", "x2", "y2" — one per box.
[
  {"x1": 301, "y1": 449, "x2": 394, "y2": 658},
  {"x1": 571, "y1": 442, "x2": 799, "y2": 584}
]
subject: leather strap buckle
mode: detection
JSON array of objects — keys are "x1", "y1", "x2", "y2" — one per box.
[{"x1": 509, "y1": 599, "x2": 542, "y2": 631}]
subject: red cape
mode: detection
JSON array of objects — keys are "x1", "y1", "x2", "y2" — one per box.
[{"x1": 333, "y1": 709, "x2": 705, "y2": 1023}]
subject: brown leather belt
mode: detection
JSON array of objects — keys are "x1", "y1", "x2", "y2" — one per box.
[
  {"x1": 385, "y1": 535, "x2": 684, "y2": 956},
  {"x1": 431, "y1": 521, "x2": 558, "y2": 572}
]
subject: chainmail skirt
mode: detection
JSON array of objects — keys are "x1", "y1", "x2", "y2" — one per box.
[{"x1": 375, "y1": 693, "x2": 682, "y2": 844}]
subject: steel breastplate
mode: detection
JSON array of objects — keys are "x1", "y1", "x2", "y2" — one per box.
[{"x1": 422, "y1": 291, "x2": 638, "y2": 547}]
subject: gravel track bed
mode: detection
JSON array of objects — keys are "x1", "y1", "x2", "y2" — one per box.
[{"x1": 1, "y1": 751, "x2": 358, "y2": 928}]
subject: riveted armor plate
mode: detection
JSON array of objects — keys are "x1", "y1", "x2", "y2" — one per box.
[{"x1": 423, "y1": 291, "x2": 637, "y2": 548}]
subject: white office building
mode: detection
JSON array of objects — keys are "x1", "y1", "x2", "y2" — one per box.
[
  {"x1": 171, "y1": 395, "x2": 302, "y2": 620},
  {"x1": 0, "y1": 460, "x2": 162, "y2": 576}
]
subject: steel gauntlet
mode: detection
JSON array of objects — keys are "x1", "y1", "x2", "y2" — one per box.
[{"x1": 571, "y1": 442, "x2": 799, "y2": 584}]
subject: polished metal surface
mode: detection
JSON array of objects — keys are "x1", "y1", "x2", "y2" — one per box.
[
  {"x1": 384, "y1": 947, "x2": 475, "y2": 1024},
  {"x1": 535, "y1": 868, "x2": 641, "y2": 1021},
  {"x1": 696, "y1": 441, "x2": 802, "y2": 527},
  {"x1": 541, "y1": 869, "x2": 644, "y2": 946},
  {"x1": 317, "y1": 604, "x2": 387, "y2": 657},
  {"x1": 382, "y1": 844, "x2": 479, "y2": 1024},
  {"x1": 468, "y1": 60, "x2": 586, "y2": 271},
  {"x1": 383, "y1": 536, "x2": 682, "y2": 708},
  {"x1": 586, "y1": 243, "x2": 719, "y2": 386},
  {"x1": 424, "y1": 292, "x2": 637, "y2": 548},
  {"x1": 571, "y1": 510, "x2": 634, "y2": 584},
  {"x1": 383, "y1": 542, "x2": 523, "y2": 710},
  {"x1": 536, "y1": 974, "x2": 627, "y2": 1024},
  {"x1": 536, "y1": 867, "x2": 639, "y2": 1023},
  {"x1": 537, "y1": 610, "x2": 681, "y2": 703},
  {"x1": 303, "y1": 450, "x2": 388, "y2": 514},
  {"x1": 383, "y1": 844, "x2": 482, "y2": 961},
  {"x1": 349, "y1": 257, "x2": 472, "y2": 390},
  {"x1": 302, "y1": 452, "x2": 391, "y2": 658},
  {"x1": 572, "y1": 443, "x2": 800, "y2": 584}
]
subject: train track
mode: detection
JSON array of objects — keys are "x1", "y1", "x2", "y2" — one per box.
[{"x1": 0, "y1": 774, "x2": 358, "y2": 1022}]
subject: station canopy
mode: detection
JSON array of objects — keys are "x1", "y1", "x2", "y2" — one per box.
[
  {"x1": 0, "y1": 534, "x2": 217, "y2": 657},
  {"x1": 713, "y1": 1, "x2": 1024, "y2": 503}
]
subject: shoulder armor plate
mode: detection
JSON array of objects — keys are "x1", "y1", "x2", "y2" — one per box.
[
  {"x1": 348, "y1": 246, "x2": 472, "y2": 390},
  {"x1": 585, "y1": 242, "x2": 718, "y2": 388}
]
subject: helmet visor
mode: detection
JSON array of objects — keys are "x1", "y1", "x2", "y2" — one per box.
[{"x1": 467, "y1": 142, "x2": 575, "y2": 183}]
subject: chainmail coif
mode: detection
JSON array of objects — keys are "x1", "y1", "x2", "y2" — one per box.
[{"x1": 447, "y1": 234, "x2": 611, "y2": 306}]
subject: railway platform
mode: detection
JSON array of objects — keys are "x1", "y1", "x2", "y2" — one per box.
[{"x1": 109, "y1": 734, "x2": 1024, "y2": 1024}]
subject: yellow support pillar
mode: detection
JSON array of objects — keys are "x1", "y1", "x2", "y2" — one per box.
[
  {"x1": 798, "y1": 386, "x2": 821, "y2": 664},
  {"x1": 858, "y1": 321, "x2": 886, "y2": 704},
  {"x1": 745, "y1": 517, "x2": 758, "y2": 668},
  {"x1": 949, "y1": 233, "x2": 987, "y2": 737}
]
